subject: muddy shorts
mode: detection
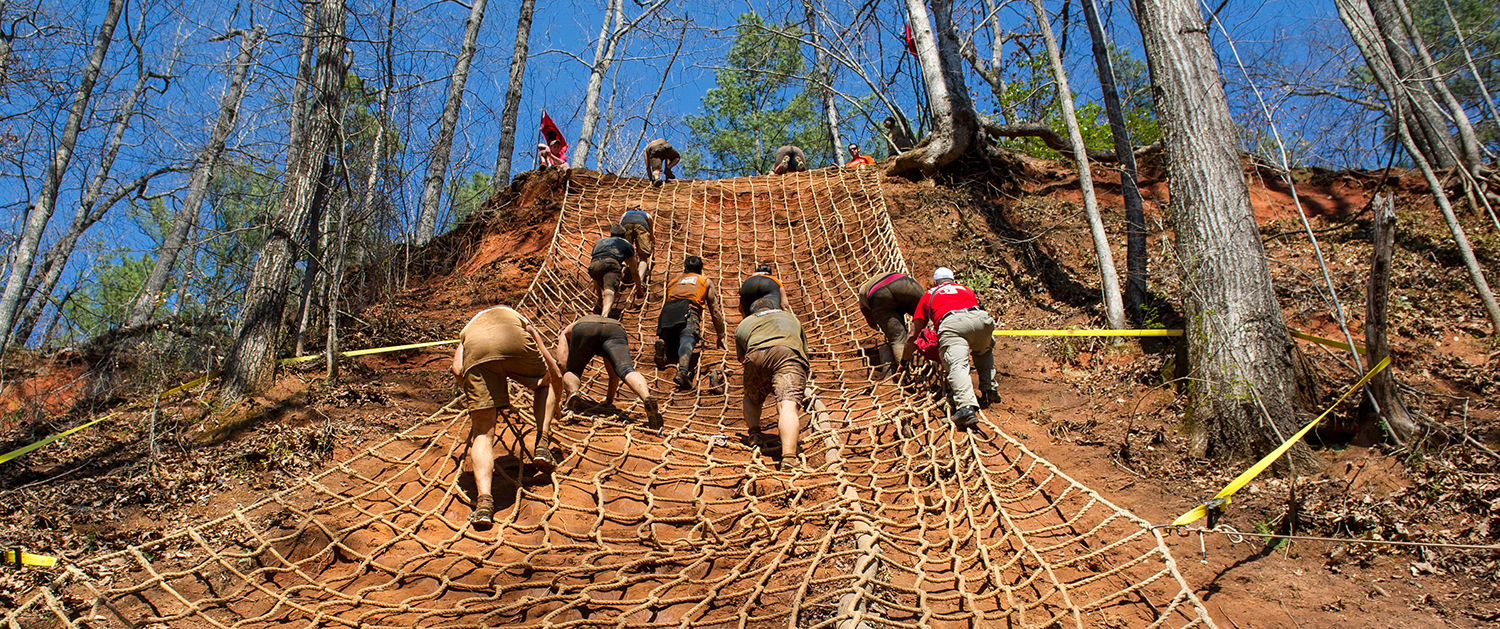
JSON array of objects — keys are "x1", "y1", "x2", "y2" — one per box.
[
  {"x1": 461, "y1": 356, "x2": 546, "y2": 411},
  {"x1": 567, "y1": 319, "x2": 636, "y2": 378},
  {"x1": 589, "y1": 257, "x2": 624, "y2": 293},
  {"x1": 623, "y1": 224, "x2": 653, "y2": 260},
  {"x1": 742, "y1": 345, "x2": 808, "y2": 404}
]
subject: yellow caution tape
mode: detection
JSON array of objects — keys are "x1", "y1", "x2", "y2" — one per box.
[
  {"x1": 994, "y1": 327, "x2": 1364, "y2": 355},
  {"x1": 2, "y1": 549, "x2": 58, "y2": 568},
  {"x1": 279, "y1": 339, "x2": 457, "y2": 365},
  {"x1": 1170, "y1": 355, "x2": 1391, "y2": 527},
  {"x1": 994, "y1": 329, "x2": 1184, "y2": 337},
  {"x1": 0, "y1": 372, "x2": 217, "y2": 465},
  {"x1": 0, "y1": 338, "x2": 458, "y2": 466}
]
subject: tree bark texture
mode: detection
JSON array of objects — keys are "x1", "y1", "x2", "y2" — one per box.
[
  {"x1": 219, "y1": 0, "x2": 346, "y2": 405},
  {"x1": 1081, "y1": 0, "x2": 1149, "y2": 321},
  {"x1": 416, "y1": 0, "x2": 487, "y2": 244},
  {"x1": 1029, "y1": 0, "x2": 1124, "y2": 330},
  {"x1": 492, "y1": 0, "x2": 535, "y2": 186},
  {"x1": 285, "y1": 0, "x2": 318, "y2": 169},
  {"x1": 1363, "y1": 194, "x2": 1417, "y2": 442},
  {"x1": 9, "y1": 66, "x2": 155, "y2": 344},
  {"x1": 128, "y1": 26, "x2": 264, "y2": 328},
  {"x1": 802, "y1": 0, "x2": 844, "y2": 165},
  {"x1": 1134, "y1": 0, "x2": 1310, "y2": 464},
  {"x1": 886, "y1": 0, "x2": 975, "y2": 178},
  {"x1": 570, "y1": 0, "x2": 667, "y2": 170},
  {"x1": 1388, "y1": 0, "x2": 1483, "y2": 171},
  {"x1": 0, "y1": 0, "x2": 124, "y2": 350}
]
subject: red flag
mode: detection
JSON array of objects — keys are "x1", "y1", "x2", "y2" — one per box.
[
  {"x1": 904, "y1": 23, "x2": 918, "y2": 56},
  {"x1": 540, "y1": 111, "x2": 568, "y2": 160}
]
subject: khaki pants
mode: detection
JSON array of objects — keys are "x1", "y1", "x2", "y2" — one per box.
[{"x1": 937, "y1": 309, "x2": 996, "y2": 409}]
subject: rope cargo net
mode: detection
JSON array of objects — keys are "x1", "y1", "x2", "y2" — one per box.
[{"x1": 9, "y1": 168, "x2": 1216, "y2": 628}]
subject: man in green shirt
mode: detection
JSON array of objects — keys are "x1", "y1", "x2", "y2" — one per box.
[{"x1": 735, "y1": 302, "x2": 811, "y2": 472}]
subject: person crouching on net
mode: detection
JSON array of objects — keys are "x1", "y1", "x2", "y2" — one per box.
[
  {"x1": 451, "y1": 305, "x2": 564, "y2": 525},
  {"x1": 557, "y1": 313, "x2": 663, "y2": 431},
  {"x1": 900, "y1": 267, "x2": 1002, "y2": 428},
  {"x1": 736, "y1": 301, "x2": 812, "y2": 472}
]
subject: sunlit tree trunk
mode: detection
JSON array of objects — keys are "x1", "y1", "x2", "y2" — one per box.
[
  {"x1": 127, "y1": 26, "x2": 263, "y2": 328},
  {"x1": 886, "y1": 0, "x2": 976, "y2": 178},
  {"x1": 1135, "y1": 0, "x2": 1311, "y2": 464},
  {"x1": 492, "y1": 0, "x2": 535, "y2": 185},
  {"x1": 1029, "y1": 0, "x2": 1124, "y2": 330},
  {"x1": 571, "y1": 0, "x2": 667, "y2": 169},
  {"x1": 801, "y1": 0, "x2": 844, "y2": 165},
  {"x1": 416, "y1": 0, "x2": 486, "y2": 243},
  {"x1": 219, "y1": 0, "x2": 346, "y2": 404},
  {"x1": 0, "y1": 0, "x2": 124, "y2": 351},
  {"x1": 1082, "y1": 0, "x2": 1149, "y2": 321}
]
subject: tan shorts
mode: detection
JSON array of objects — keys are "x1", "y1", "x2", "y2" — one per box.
[
  {"x1": 742, "y1": 345, "x2": 808, "y2": 404},
  {"x1": 461, "y1": 357, "x2": 546, "y2": 410},
  {"x1": 624, "y1": 224, "x2": 653, "y2": 260},
  {"x1": 589, "y1": 257, "x2": 624, "y2": 293}
]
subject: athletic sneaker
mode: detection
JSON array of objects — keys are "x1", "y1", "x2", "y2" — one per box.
[
  {"x1": 653, "y1": 338, "x2": 669, "y2": 369},
  {"x1": 949, "y1": 405, "x2": 980, "y2": 428},
  {"x1": 644, "y1": 397, "x2": 663, "y2": 431},
  {"x1": 564, "y1": 391, "x2": 583, "y2": 413},
  {"x1": 531, "y1": 445, "x2": 557, "y2": 474},
  {"x1": 778, "y1": 456, "x2": 809, "y2": 473},
  {"x1": 469, "y1": 494, "x2": 494, "y2": 525}
]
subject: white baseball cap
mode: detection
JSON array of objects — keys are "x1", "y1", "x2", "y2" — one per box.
[{"x1": 933, "y1": 267, "x2": 955, "y2": 281}]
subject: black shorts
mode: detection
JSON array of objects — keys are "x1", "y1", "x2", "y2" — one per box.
[
  {"x1": 657, "y1": 299, "x2": 701, "y2": 362},
  {"x1": 567, "y1": 319, "x2": 635, "y2": 377}
]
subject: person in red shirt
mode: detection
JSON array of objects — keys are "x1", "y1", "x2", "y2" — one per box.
[
  {"x1": 901, "y1": 267, "x2": 1001, "y2": 428},
  {"x1": 845, "y1": 144, "x2": 876, "y2": 168}
]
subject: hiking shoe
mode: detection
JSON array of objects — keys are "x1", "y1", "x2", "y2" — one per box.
[
  {"x1": 531, "y1": 445, "x2": 557, "y2": 475},
  {"x1": 652, "y1": 178, "x2": 664, "y2": 187},
  {"x1": 980, "y1": 390, "x2": 1003, "y2": 409},
  {"x1": 949, "y1": 405, "x2": 980, "y2": 429},
  {"x1": 643, "y1": 397, "x2": 663, "y2": 431},
  {"x1": 653, "y1": 338, "x2": 669, "y2": 369},
  {"x1": 564, "y1": 391, "x2": 583, "y2": 413},
  {"x1": 778, "y1": 456, "x2": 809, "y2": 473},
  {"x1": 469, "y1": 495, "x2": 494, "y2": 525},
  {"x1": 673, "y1": 370, "x2": 693, "y2": 391}
]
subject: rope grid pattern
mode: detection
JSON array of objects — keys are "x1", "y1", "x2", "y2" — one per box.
[{"x1": 8, "y1": 168, "x2": 1216, "y2": 628}]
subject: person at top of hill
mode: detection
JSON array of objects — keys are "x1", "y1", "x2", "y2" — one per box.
[
  {"x1": 856, "y1": 271, "x2": 924, "y2": 378},
  {"x1": 619, "y1": 207, "x2": 653, "y2": 298},
  {"x1": 845, "y1": 144, "x2": 876, "y2": 168},
  {"x1": 589, "y1": 225, "x2": 636, "y2": 316},
  {"x1": 884, "y1": 116, "x2": 914, "y2": 154},
  {"x1": 643, "y1": 139, "x2": 679, "y2": 186},
  {"x1": 738, "y1": 262, "x2": 786, "y2": 317},
  {"x1": 735, "y1": 300, "x2": 811, "y2": 472},
  {"x1": 450, "y1": 305, "x2": 564, "y2": 525},
  {"x1": 557, "y1": 313, "x2": 663, "y2": 431},
  {"x1": 771, "y1": 145, "x2": 807, "y2": 175},
  {"x1": 901, "y1": 267, "x2": 1001, "y2": 428},
  {"x1": 539, "y1": 138, "x2": 568, "y2": 168},
  {"x1": 655, "y1": 255, "x2": 727, "y2": 391}
]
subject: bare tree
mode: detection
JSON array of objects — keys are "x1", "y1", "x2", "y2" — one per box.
[
  {"x1": 126, "y1": 26, "x2": 264, "y2": 328},
  {"x1": 1028, "y1": 0, "x2": 1124, "y2": 330},
  {"x1": 958, "y1": 0, "x2": 1019, "y2": 125},
  {"x1": 570, "y1": 0, "x2": 668, "y2": 169},
  {"x1": 0, "y1": 0, "x2": 125, "y2": 351},
  {"x1": 1081, "y1": 0, "x2": 1150, "y2": 321},
  {"x1": 218, "y1": 0, "x2": 346, "y2": 404},
  {"x1": 886, "y1": 0, "x2": 977, "y2": 178},
  {"x1": 1135, "y1": 0, "x2": 1310, "y2": 463},
  {"x1": 802, "y1": 0, "x2": 844, "y2": 165},
  {"x1": 491, "y1": 0, "x2": 535, "y2": 186},
  {"x1": 1364, "y1": 195, "x2": 1418, "y2": 442},
  {"x1": 415, "y1": 0, "x2": 486, "y2": 244}
]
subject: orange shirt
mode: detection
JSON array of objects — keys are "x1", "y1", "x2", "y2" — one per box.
[{"x1": 846, "y1": 154, "x2": 876, "y2": 168}]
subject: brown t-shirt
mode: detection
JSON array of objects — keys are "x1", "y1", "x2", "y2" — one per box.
[
  {"x1": 735, "y1": 309, "x2": 808, "y2": 362},
  {"x1": 458, "y1": 306, "x2": 536, "y2": 373}
]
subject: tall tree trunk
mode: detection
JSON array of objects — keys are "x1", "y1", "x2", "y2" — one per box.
[
  {"x1": 491, "y1": 0, "x2": 535, "y2": 186},
  {"x1": 801, "y1": 0, "x2": 844, "y2": 165},
  {"x1": 572, "y1": 0, "x2": 622, "y2": 170},
  {"x1": 293, "y1": 172, "x2": 331, "y2": 356},
  {"x1": 1082, "y1": 0, "x2": 1149, "y2": 322},
  {"x1": 1029, "y1": 0, "x2": 1125, "y2": 330},
  {"x1": 0, "y1": 0, "x2": 124, "y2": 351},
  {"x1": 1388, "y1": 0, "x2": 1483, "y2": 170},
  {"x1": 570, "y1": 0, "x2": 667, "y2": 169},
  {"x1": 1135, "y1": 0, "x2": 1310, "y2": 465},
  {"x1": 416, "y1": 0, "x2": 486, "y2": 244},
  {"x1": 1440, "y1": 0, "x2": 1500, "y2": 125},
  {"x1": 1364, "y1": 194, "x2": 1418, "y2": 442},
  {"x1": 886, "y1": 0, "x2": 976, "y2": 178},
  {"x1": 958, "y1": 0, "x2": 1017, "y2": 125},
  {"x1": 10, "y1": 65, "x2": 154, "y2": 343},
  {"x1": 286, "y1": 0, "x2": 318, "y2": 167},
  {"x1": 218, "y1": 0, "x2": 346, "y2": 405},
  {"x1": 127, "y1": 26, "x2": 263, "y2": 328}
]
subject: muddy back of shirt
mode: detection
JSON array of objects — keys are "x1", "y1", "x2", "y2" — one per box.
[
  {"x1": 735, "y1": 309, "x2": 807, "y2": 361},
  {"x1": 591, "y1": 237, "x2": 634, "y2": 261},
  {"x1": 459, "y1": 306, "x2": 535, "y2": 372}
]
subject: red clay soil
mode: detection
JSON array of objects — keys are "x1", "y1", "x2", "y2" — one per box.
[{"x1": 3, "y1": 159, "x2": 1498, "y2": 627}]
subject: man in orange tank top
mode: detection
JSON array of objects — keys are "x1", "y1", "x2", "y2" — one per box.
[{"x1": 655, "y1": 255, "x2": 727, "y2": 390}]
